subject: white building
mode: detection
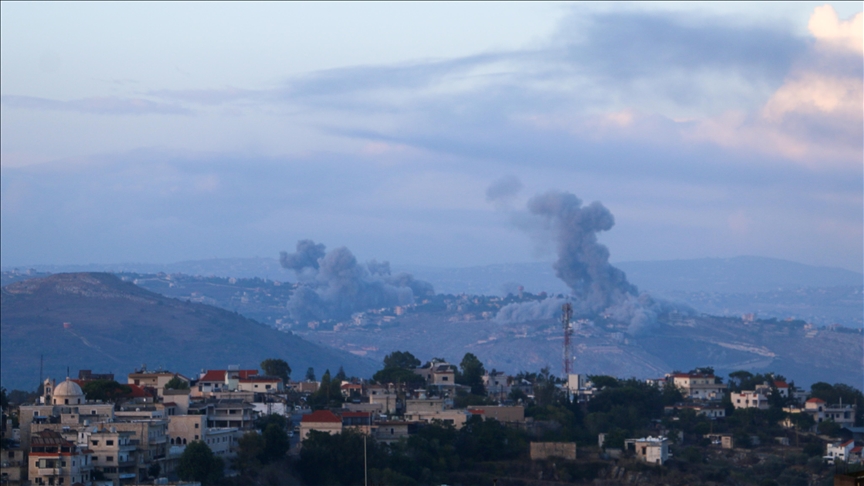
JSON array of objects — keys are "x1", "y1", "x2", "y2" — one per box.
[
  {"x1": 625, "y1": 436, "x2": 669, "y2": 465},
  {"x1": 731, "y1": 391, "x2": 769, "y2": 410}
]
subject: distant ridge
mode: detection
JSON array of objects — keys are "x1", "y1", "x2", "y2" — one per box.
[
  {"x1": 0, "y1": 273, "x2": 377, "y2": 390},
  {"x1": 6, "y1": 255, "x2": 860, "y2": 294}
]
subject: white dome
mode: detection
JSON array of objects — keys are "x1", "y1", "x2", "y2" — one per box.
[{"x1": 52, "y1": 379, "x2": 84, "y2": 405}]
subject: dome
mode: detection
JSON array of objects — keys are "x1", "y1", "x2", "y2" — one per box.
[{"x1": 53, "y1": 379, "x2": 85, "y2": 405}]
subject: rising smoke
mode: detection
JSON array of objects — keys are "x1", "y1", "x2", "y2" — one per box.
[
  {"x1": 494, "y1": 188, "x2": 685, "y2": 333},
  {"x1": 280, "y1": 240, "x2": 435, "y2": 322}
]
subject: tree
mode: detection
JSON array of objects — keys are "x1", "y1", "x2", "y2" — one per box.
[
  {"x1": 457, "y1": 353, "x2": 485, "y2": 395},
  {"x1": 261, "y1": 423, "x2": 290, "y2": 463},
  {"x1": 334, "y1": 366, "x2": 347, "y2": 381},
  {"x1": 0, "y1": 387, "x2": 7, "y2": 409},
  {"x1": 373, "y1": 351, "x2": 426, "y2": 387},
  {"x1": 305, "y1": 367, "x2": 316, "y2": 382},
  {"x1": 383, "y1": 351, "x2": 421, "y2": 370},
  {"x1": 235, "y1": 431, "x2": 265, "y2": 474},
  {"x1": 177, "y1": 441, "x2": 224, "y2": 485},
  {"x1": 261, "y1": 358, "x2": 291, "y2": 382},
  {"x1": 147, "y1": 462, "x2": 161, "y2": 479},
  {"x1": 82, "y1": 380, "x2": 133, "y2": 402},
  {"x1": 164, "y1": 376, "x2": 189, "y2": 390}
]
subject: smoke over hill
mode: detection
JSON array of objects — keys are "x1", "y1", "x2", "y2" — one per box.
[
  {"x1": 280, "y1": 240, "x2": 435, "y2": 322},
  {"x1": 494, "y1": 189, "x2": 687, "y2": 333}
]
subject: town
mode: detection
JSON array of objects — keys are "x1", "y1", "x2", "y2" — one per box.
[{"x1": 1, "y1": 353, "x2": 861, "y2": 486}]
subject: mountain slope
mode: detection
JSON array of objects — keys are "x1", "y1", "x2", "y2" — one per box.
[{"x1": 0, "y1": 273, "x2": 377, "y2": 390}]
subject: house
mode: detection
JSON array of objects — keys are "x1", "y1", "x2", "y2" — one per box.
[
  {"x1": 373, "y1": 421, "x2": 419, "y2": 445},
  {"x1": 28, "y1": 429, "x2": 93, "y2": 486},
  {"x1": 366, "y1": 385, "x2": 399, "y2": 414},
  {"x1": 414, "y1": 361, "x2": 457, "y2": 388},
  {"x1": 483, "y1": 371, "x2": 511, "y2": 401},
  {"x1": 127, "y1": 369, "x2": 191, "y2": 396},
  {"x1": 237, "y1": 376, "x2": 284, "y2": 394},
  {"x1": 731, "y1": 391, "x2": 769, "y2": 410},
  {"x1": 194, "y1": 369, "x2": 258, "y2": 396},
  {"x1": 404, "y1": 409, "x2": 471, "y2": 429},
  {"x1": 670, "y1": 373, "x2": 726, "y2": 401},
  {"x1": 827, "y1": 440, "x2": 856, "y2": 462},
  {"x1": 340, "y1": 383, "x2": 363, "y2": 398},
  {"x1": 300, "y1": 411, "x2": 342, "y2": 440},
  {"x1": 805, "y1": 398, "x2": 857, "y2": 428},
  {"x1": 624, "y1": 436, "x2": 669, "y2": 465},
  {"x1": 755, "y1": 381, "x2": 789, "y2": 398},
  {"x1": 341, "y1": 412, "x2": 373, "y2": 435}
]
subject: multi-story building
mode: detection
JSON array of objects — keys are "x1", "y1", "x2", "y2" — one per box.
[
  {"x1": 731, "y1": 391, "x2": 770, "y2": 410},
  {"x1": 0, "y1": 445, "x2": 26, "y2": 486},
  {"x1": 83, "y1": 427, "x2": 140, "y2": 485},
  {"x1": 804, "y1": 398, "x2": 856, "y2": 428},
  {"x1": 669, "y1": 373, "x2": 726, "y2": 401},
  {"x1": 28, "y1": 429, "x2": 93, "y2": 486}
]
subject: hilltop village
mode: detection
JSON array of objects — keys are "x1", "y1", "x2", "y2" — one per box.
[{"x1": 1, "y1": 353, "x2": 862, "y2": 486}]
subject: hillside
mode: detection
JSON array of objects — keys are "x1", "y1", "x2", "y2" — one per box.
[{"x1": 0, "y1": 273, "x2": 378, "y2": 391}]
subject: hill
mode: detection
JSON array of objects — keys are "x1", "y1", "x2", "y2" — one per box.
[{"x1": 0, "y1": 273, "x2": 378, "y2": 391}]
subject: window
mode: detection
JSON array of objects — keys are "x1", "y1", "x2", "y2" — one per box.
[
  {"x1": 194, "y1": 423, "x2": 199, "y2": 429},
  {"x1": 106, "y1": 440, "x2": 114, "y2": 446},
  {"x1": 194, "y1": 435, "x2": 198, "y2": 440},
  {"x1": 91, "y1": 410, "x2": 96, "y2": 415},
  {"x1": 107, "y1": 456, "x2": 113, "y2": 462},
  {"x1": 65, "y1": 399, "x2": 69, "y2": 405},
  {"x1": 91, "y1": 440, "x2": 99, "y2": 446}
]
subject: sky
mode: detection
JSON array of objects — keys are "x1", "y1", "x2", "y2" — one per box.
[{"x1": 1, "y1": 2, "x2": 862, "y2": 272}]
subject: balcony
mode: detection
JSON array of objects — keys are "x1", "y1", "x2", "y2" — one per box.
[{"x1": 37, "y1": 467, "x2": 63, "y2": 476}]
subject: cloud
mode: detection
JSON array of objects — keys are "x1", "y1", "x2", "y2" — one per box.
[
  {"x1": 485, "y1": 175, "x2": 523, "y2": 204},
  {"x1": 1, "y1": 95, "x2": 191, "y2": 115},
  {"x1": 685, "y1": 5, "x2": 862, "y2": 170}
]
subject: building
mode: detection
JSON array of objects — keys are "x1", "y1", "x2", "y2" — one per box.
[
  {"x1": 127, "y1": 369, "x2": 190, "y2": 396},
  {"x1": 237, "y1": 376, "x2": 284, "y2": 394},
  {"x1": 827, "y1": 440, "x2": 856, "y2": 462},
  {"x1": 300, "y1": 411, "x2": 342, "y2": 440},
  {"x1": 664, "y1": 403, "x2": 726, "y2": 418},
  {"x1": 341, "y1": 412, "x2": 373, "y2": 435},
  {"x1": 19, "y1": 378, "x2": 115, "y2": 452},
  {"x1": 373, "y1": 422, "x2": 419, "y2": 445},
  {"x1": 466, "y1": 406, "x2": 525, "y2": 423},
  {"x1": 670, "y1": 373, "x2": 725, "y2": 401},
  {"x1": 483, "y1": 371, "x2": 511, "y2": 401},
  {"x1": 624, "y1": 436, "x2": 669, "y2": 465},
  {"x1": 0, "y1": 445, "x2": 26, "y2": 486},
  {"x1": 28, "y1": 429, "x2": 93, "y2": 486},
  {"x1": 805, "y1": 398, "x2": 857, "y2": 428},
  {"x1": 731, "y1": 391, "x2": 769, "y2": 410},
  {"x1": 84, "y1": 426, "x2": 140, "y2": 485},
  {"x1": 194, "y1": 369, "x2": 258, "y2": 396}
]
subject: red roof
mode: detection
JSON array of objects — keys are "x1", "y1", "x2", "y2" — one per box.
[
  {"x1": 671, "y1": 373, "x2": 714, "y2": 379},
  {"x1": 806, "y1": 398, "x2": 826, "y2": 404},
  {"x1": 126, "y1": 384, "x2": 150, "y2": 398},
  {"x1": 302, "y1": 411, "x2": 341, "y2": 423},
  {"x1": 340, "y1": 411, "x2": 371, "y2": 418},
  {"x1": 841, "y1": 439, "x2": 855, "y2": 447},
  {"x1": 851, "y1": 446, "x2": 862, "y2": 454},
  {"x1": 774, "y1": 381, "x2": 789, "y2": 388},
  {"x1": 200, "y1": 370, "x2": 258, "y2": 382}
]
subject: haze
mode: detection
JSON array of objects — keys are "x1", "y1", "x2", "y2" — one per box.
[{"x1": 1, "y1": 2, "x2": 861, "y2": 272}]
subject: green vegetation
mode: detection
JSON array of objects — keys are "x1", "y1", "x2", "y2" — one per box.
[
  {"x1": 177, "y1": 441, "x2": 224, "y2": 485},
  {"x1": 81, "y1": 379, "x2": 133, "y2": 401},
  {"x1": 260, "y1": 358, "x2": 291, "y2": 382},
  {"x1": 164, "y1": 376, "x2": 189, "y2": 390},
  {"x1": 372, "y1": 351, "x2": 425, "y2": 387}
]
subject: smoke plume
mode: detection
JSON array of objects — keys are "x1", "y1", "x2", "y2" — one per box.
[
  {"x1": 280, "y1": 240, "x2": 435, "y2": 322},
  {"x1": 496, "y1": 190, "x2": 683, "y2": 333}
]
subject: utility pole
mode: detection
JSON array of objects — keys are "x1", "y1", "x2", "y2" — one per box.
[
  {"x1": 562, "y1": 303, "x2": 573, "y2": 375},
  {"x1": 364, "y1": 434, "x2": 368, "y2": 486}
]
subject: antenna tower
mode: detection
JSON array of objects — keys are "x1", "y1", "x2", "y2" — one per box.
[{"x1": 562, "y1": 303, "x2": 573, "y2": 375}]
